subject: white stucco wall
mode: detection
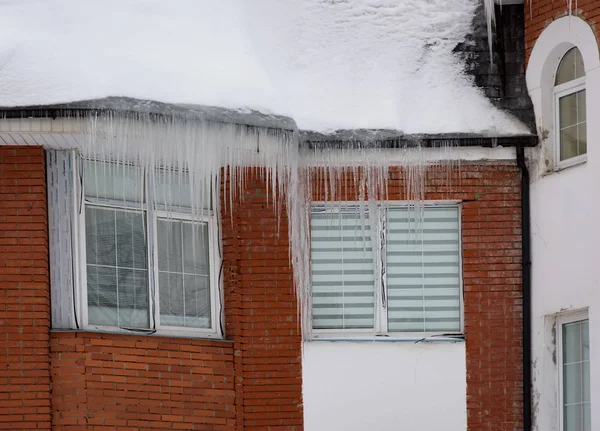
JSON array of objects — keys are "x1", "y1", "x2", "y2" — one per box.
[
  {"x1": 526, "y1": 16, "x2": 600, "y2": 431},
  {"x1": 302, "y1": 341, "x2": 466, "y2": 431}
]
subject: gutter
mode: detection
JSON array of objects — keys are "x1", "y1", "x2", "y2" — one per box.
[
  {"x1": 516, "y1": 146, "x2": 532, "y2": 431},
  {"x1": 300, "y1": 130, "x2": 538, "y2": 149}
]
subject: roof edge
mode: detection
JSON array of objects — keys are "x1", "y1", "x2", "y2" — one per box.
[
  {"x1": 300, "y1": 130, "x2": 538, "y2": 149},
  {"x1": 0, "y1": 96, "x2": 297, "y2": 133}
]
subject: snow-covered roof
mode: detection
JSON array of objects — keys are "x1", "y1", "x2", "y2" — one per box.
[{"x1": 0, "y1": 0, "x2": 530, "y2": 136}]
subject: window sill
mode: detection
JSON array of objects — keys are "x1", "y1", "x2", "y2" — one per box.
[
  {"x1": 543, "y1": 155, "x2": 587, "y2": 177},
  {"x1": 52, "y1": 327, "x2": 231, "y2": 343},
  {"x1": 307, "y1": 334, "x2": 465, "y2": 343}
]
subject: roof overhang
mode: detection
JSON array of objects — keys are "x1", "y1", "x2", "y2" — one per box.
[{"x1": 0, "y1": 97, "x2": 538, "y2": 149}]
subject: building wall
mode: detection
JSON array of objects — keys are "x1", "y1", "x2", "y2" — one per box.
[
  {"x1": 302, "y1": 162, "x2": 524, "y2": 431},
  {"x1": 51, "y1": 332, "x2": 235, "y2": 430},
  {"x1": 525, "y1": 0, "x2": 600, "y2": 64},
  {"x1": 525, "y1": 3, "x2": 600, "y2": 431},
  {"x1": 0, "y1": 148, "x2": 303, "y2": 431},
  {"x1": 0, "y1": 145, "x2": 523, "y2": 430},
  {"x1": 0, "y1": 146, "x2": 51, "y2": 430},
  {"x1": 303, "y1": 342, "x2": 467, "y2": 431}
]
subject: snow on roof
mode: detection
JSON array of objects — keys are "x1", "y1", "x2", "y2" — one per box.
[{"x1": 0, "y1": 0, "x2": 529, "y2": 135}]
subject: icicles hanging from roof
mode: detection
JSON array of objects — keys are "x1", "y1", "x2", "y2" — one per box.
[{"x1": 483, "y1": 0, "x2": 498, "y2": 63}]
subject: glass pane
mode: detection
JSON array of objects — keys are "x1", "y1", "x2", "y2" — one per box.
[
  {"x1": 560, "y1": 93, "x2": 578, "y2": 128},
  {"x1": 117, "y1": 268, "x2": 149, "y2": 328},
  {"x1": 85, "y1": 207, "x2": 116, "y2": 267},
  {"x1": 564, "y1": 404, "x2": 583, "y2": 431},
  {"x1": 154, "y1": 169, "x2": 212, "y2": 210},
  {"x1": 84, "y1": 160, "x2": 144, "y2": 203},
  {"x1": 583, "y1": 320, "x2": 590, "y2": 360},
  {"x1": 85, "y1": 206, "x2": 149, "y2": 328},
  {"x1": 157, "y1": 220, "x2": 183, "y2": 273},
  {"x1": 556, "y1": 47, "x2": 585, "y2": 85},
  {"x1": 87, "y1": 266, "x2": 117, "y2": 326},
  {"x1": 577, "y1": 90, "x2": 586, "y2": 122},
  {"x1": 115, "y1": 211, "x2": 147, "y2": 269},
  {"x1": 564, "y1": 321, "x2": 582, "y2": 363},
  {"x1": 578, "y1": 123, "x2": 587, "y2": 156},
  {"x1": 311, "y1": 210, "x2": 375, "y2": 330},
  {"x1": 583, "y1": 361, "x2": 590, "y2": 402},
  {"x1": 560, "y1": 126, "x2": 579, "y2": 161},
  {"x1": 157, "y1": 219, "x2": 212, "y2": 329},
  {"x1": 563, "y1": 362, "x2": 583, "y2": 404},
  {"x1": 583, "y1": 403, "x2": 591, "y2": 431},
  {"x1": 183, "y1": 223, "x2": 210, "y2": 274},
  {"x1": 386, "y1": 207, "x2": 460, "y2": 332},
  {"x1": 184, "y1": 275, "x2": 211, "y2": 328},
  {"x1": 159, "y1": 272, "x2": 184, "y2": 326}
]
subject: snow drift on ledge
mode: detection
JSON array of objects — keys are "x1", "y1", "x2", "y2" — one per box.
[{"x1": 0, "y1": 0, "x2": 529, "y2": 135}]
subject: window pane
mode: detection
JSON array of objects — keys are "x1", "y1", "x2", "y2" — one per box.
[
  {"x1": 386, "y1": 207, "x2": 461, "y2": 332},
  {"x1": 560, "y1": 93, "x2": 577, "y2": 128},
  {"x1": 311, "y1": 209, "x2": 375, "y2": 330},
  {"x1": 562, "y1": 318, "x2": 591, "y2": 431},
  {"x1": 577, "y1": 90, "x2": 586, "y2": 122},
  {"x1": 559, "y1": 90, "x2": 586, "y2": 162},
  {"x1": 84, "y1": 160, "x2": 144, "y2": 203},
  {"x1": 157, "y1": 219, "x2": 211, "y2": 329},
  {"x1": 560, "y1": 126, "x2": 579, "y2": 161},
  {"x1": 578, "y1": 123, "x2": 587, "y2": 156},
  {"x1": 564, "y1": 362, "x2": 583, "y2": 404},
  {"x1": 85, "y1": 206, "x2": 149, "y2": 328},
  {"x1": 556, "y1": 47, "x2": 585, "y2": 85},
  {"x1": 563, "y1": 321, "x2": 582, "y2": 363},
  {"x1": 154, "y1": 169, "x2": 212, "y2": 210},
  {"x1": 564, "y1": 404, "x2": 583, "y2": 431}
]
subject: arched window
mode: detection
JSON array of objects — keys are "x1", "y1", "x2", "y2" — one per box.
[{"x1": 554, "y1": 47, "x2": 586, "y2": 163}]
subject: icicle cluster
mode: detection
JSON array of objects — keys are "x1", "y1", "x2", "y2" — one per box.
[{"x1": 33, "y1": 111, "x2": 466, "y2": 337}]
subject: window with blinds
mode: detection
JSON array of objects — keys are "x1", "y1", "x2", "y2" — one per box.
[{"x1": 310, "y1": 204, "x2": 462, "y2": 336}]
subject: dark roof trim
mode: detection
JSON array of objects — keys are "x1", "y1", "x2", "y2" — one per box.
[{"x1": 300, "y1": 130, "x2": 538, "y2": 149}]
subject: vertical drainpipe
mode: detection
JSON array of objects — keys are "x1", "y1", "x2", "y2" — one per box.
[{"x1": 517, "y1": 146, "x2": 532, "y2": 431}]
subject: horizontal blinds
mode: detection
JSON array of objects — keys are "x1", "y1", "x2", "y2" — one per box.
[
  {"x1": 386, "y1": 207, "x2": 461, "y2": 332},
  {"x1": 311, "y1": 210, "x2": 375, "y2": 330}
]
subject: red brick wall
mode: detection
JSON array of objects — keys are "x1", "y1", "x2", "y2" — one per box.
[
  {"x1": 0, "y1": 147, "x2": 520, "y2": 431},
  {"x1": 48, "y1": 168, "x2": 303, "y2": 431},
  {"x1": 525, "y1": 0, "x2": 600, "y2": 63},
  {"x1": 50, "y1": 332, "x2": 235, "y2": 431},
  {"x1": 0, "y1": 146, "x2": 51, "y2": 430},
  {"x1": 310, "y1": 161, "x2": 523, "y2": 431},
  {"x1": 221, "y1": 169, "x2": 303, "y2": 431}
]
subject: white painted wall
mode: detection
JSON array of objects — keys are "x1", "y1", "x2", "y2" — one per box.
[
  {"x1": 526, "y1": 15, "x2": 600, "y2": 431},
  {"x1": 303, "y1": 341, "x2": 466, "y2": 431}
]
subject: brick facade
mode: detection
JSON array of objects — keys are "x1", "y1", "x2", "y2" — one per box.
[
  {"x1": 0, "y1": 148, "x2": 303, "y2": 431},
  {"x1": 1, "y1": 146, "x2": 522, "y2": 430},
  {"x1": 50, "y1": 332, "x2": 235, "y2": 431},
  {"x1": 0, "y1": 146, "x2": 51, "y2": 430},
  {"x1": 525, "y1": 0, "x2": 600, "y2": 63},
  {"x1": 221, "y1": 170, "x2": 303, "y2": 431}
]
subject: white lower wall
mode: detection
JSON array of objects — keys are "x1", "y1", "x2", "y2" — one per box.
[
  {"x1": 302, "y1": 341, "x2": 466, "y2": 431},
  {"x1": 530, "y1": 166, "x2": 600, "y2": 431}
]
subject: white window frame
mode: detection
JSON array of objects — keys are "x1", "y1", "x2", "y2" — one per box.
[
  {"x1": 309, "y1": 200, "x2": 463, "y2": 341},
  {"x1": 557, "y1": 308, "x2": 590, "y2": 431},
  {"x1": 553, "y1": 73, "x2": 586, "y2": 169},
  {"x1": 77, "y1": 162, "x2": 222, "y2": 339}
]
